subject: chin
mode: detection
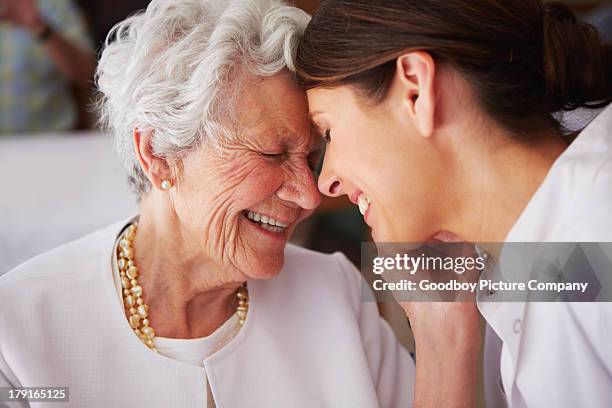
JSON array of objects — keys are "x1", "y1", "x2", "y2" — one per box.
[
  {"x1": 372, "y1": 228, "x2": 420, "y2": 244},
  {"x1": 243, "y1": 255, "x2": 285, "y2": 280},
  {"x1": 370, "y1": 225, "x2": 394, "y2": 243}
]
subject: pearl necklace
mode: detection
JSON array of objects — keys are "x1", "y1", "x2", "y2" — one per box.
[{"x1": 116, "y1": 223, "x2": 249, "y2": 352}]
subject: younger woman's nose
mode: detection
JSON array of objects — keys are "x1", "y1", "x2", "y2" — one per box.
[{"x1": 318, "y1": 160, "x2": 343, "y2": 197}]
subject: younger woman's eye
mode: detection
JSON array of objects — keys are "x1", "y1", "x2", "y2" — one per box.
[{"x1": 323, "y1": 129, "x2": 331, "y2": 143}]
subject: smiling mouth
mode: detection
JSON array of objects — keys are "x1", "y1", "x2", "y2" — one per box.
[
  {"x1": 357, "y1": 193, "x2": 371, "y2": 216},
  {"x1": 242, "y1": 210, "x2": 288, "y2": 233}
]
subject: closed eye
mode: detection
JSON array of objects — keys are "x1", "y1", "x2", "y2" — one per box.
[
  {"x1": 261, "y1": 152, "x2": 285, "y2": 158},
  {"x1": 258, "y1": 144, "x2": 289, "y2": 159}
]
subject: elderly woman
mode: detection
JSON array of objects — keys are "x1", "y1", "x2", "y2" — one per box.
[{"x1": 0, "y1": 0, "x2": 415, "y2": 407}]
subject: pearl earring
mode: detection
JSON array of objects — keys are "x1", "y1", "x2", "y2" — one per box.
[{"x1": 161, "y1": 180, "x2": 173, "y2": 191}]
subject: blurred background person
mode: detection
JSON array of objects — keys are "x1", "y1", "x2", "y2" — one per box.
[{"x1": 0, "y1": 0, "x2": 95, "y2": 134}]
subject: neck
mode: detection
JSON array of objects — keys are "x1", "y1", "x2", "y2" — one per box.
[
  {"x1": 440, "y1": 121, "x2": 567, "y2": 243},
  {"x1": 130, "y1": 194, "x2": 244, "y2": 339}
]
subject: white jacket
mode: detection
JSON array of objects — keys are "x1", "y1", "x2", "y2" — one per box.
[
  {"x1": 0, "y1": 222, "x2": 414, "y2": 407},
  {"x1": 479, "y1": 104, "x2": 612, "y2": 407}
]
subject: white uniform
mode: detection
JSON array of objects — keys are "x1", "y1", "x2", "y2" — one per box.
[{"x1": 479, "y1": 104, "x2": 612, "y2": 407}]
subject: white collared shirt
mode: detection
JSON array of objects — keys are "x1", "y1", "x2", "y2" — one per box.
[{"x1": 478, "y1": 104, "x2": 612, "y2": 407}]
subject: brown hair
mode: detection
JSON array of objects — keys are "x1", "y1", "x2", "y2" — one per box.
[{"x1": 296, "y1": 0, "x2": 612, "y2": 137}]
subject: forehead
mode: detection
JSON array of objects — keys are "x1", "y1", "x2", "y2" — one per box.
[
  {"x1": 306, "y1": 86, "x2": 361, "y2": 118},
  {"x1": 233, "y1": 72, "x2": 311, "y2": 144}
]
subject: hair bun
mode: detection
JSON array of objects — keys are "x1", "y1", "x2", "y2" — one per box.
[{"x1": 542, "y1": 1, "x2": 612, "y2": 112}]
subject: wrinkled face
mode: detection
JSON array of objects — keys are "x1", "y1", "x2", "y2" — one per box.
[
  {"x1": 307, "y1": 85, "x2": 445, "y2": 243},
  {"x1": 173, "y1": 71, "x2": 321, "y2": 280}
]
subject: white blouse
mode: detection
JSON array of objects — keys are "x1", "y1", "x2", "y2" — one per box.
[
  {"x1": 0, "y1": 220, "x2": 415, "y2": 407},
  {"x1": 152, "y1": 317, "x2": 240, "y2": 368},
  {"x1": 479, "y1": 104, "x2": 612, "y2": 407}
]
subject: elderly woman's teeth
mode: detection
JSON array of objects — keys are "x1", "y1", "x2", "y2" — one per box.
[
  {"x1": 357, "y1": 194, "x2": 371, "y2": 216},
  {"x1": 245, "y1": 210, "x2": 288, "y2": 231}
]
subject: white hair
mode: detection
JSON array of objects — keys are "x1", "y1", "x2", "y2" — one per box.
[{"x1": 95, "y1": 0, "x2": 310, "y2": 196}]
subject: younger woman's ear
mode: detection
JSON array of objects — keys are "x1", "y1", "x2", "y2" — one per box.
[
  {"x1": 133, "y1": 128, "x2": 173, "y2": 190},
  {"x1": 394, "y1": 51, "x2": 436, "y2": 137}
]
